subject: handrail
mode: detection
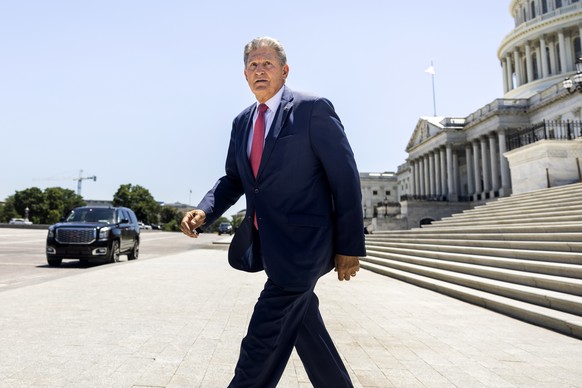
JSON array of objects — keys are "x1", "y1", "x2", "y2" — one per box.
[{"x1": 507, "y1": 120, "x2": 582, "y2": 151}]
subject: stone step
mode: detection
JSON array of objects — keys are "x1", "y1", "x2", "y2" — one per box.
[
  {"x1": 366, "y1": 183, "x2": 582, "y2": 339},
  {"x1": 481, "y1": 190, "x2": 582, "y2": 209},
  {"x1": 491, "y1": 183, "x2": 582, "y2": 202},
  {"x1": 365, "y1": 234, "x2": 582, "y2": 248},
  {"x1": 450, "y1": 203, "x2": 582, "y2": 220},
  {"x1": 360, "y1": 261, "x2": 582, "y2": 339},
  {"x1": 366, "y1": 232, "x2": 582, "y2": 241},
  {"x1": 422, "y1": 218, "x2": 582, "y2": 234},
  {"x1": 366, "y1": 242, "x2": 582, "y2": 267},
  {"x1": 362, "y1": 255, "x2": 582, "y2": 315},
  {"x1": 426, "y1": 214, "x2": 582, "y2": 227},
  {"x1": 364, "y1": 250, "x2": 582, "y2": 296}
]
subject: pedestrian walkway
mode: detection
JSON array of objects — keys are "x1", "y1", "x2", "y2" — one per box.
[{"x1": 1, "y1": 249, "x2": 581, "y2": 387}]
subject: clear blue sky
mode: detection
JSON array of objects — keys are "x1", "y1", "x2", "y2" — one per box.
[{"x1": 0, "y1": 1, "x2": 514, "y2": 217}]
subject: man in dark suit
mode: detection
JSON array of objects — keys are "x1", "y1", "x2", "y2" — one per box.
[{"x1": 181, "y1": 36, "x2": 365, "y2": 388}]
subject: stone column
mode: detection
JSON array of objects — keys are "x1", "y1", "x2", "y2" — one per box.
[
  {"x1": 452, "y1": 152, "x2": 459, "y2": 199},
  {"x1": 446, "y1": 145, "x2": 454, "y2": 198},
  {"x1": 440, "y1": 148, "x2": 447, "y2": 197},
  {"x1": 489, "y1": 134, "x2": 500, "y2": 196},
  {"x1": 416, "y1": 159, "x2": 422, "y2": 196},
  {"x1": 549, "y1": 39, "x2": 557, "y2": 75},
  {"x1": 559, "y1": 31, "x2": 567, "y2": 73},
  {"x1": 465, "y1": 144, "x2": 475, "y2": 196},
  {"x1": 540, "y1": 35, "x2": 549, "y2": 78},
  {"x1": 535, "y1": 47, "x2": 542, "y2": 80},
  {"x1": 505, "y1": 56, "x2": 513, "y2": 92},
  {"x1": 513, "y1": 49, "x2": 523, "y2": 87},
  {"x1": 472, "y1": 140, "x2": 481, "y2": 197},
  {"x1": 565, "y1": 35, "x2": 574, "y2": 71},
  {"x1": 428, "y1": 152, "x2": 435, "y2": 197},
  {"x1": 525, "y1": 42, "x2": 533, "y2": 83},
  {"x1": 423, "y1": 155, "x2": 431, "y2": 196},
  {"x1": 480, "y1": 137, "x2": 491, "y2": 194},
  {"x1": 434, "y1": 149, "x2": 442, "y2": 197},
  {"x1": 502, "y1": 57, "x2": 509, "y2": 93},
  {"x1": 498, "y1": 130, "x2": 511, "y2": 196},
  {"x1": 409, "y1": 160, "x2": 416, "y2": 197}
]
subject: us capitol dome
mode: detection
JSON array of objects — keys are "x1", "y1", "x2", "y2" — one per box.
[{"x1": 500, "y1": 0, "x2": 582, "y2": 98}]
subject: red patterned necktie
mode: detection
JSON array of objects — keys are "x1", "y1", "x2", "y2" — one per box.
[
  {"x1": 250, "y1": 103, "x2": 268, "y2": 229},
  {"x1": 250, "y1": 103, "x2": 268, "y2": 177}
]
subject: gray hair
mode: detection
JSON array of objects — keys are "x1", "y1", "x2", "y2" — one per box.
[{"x1": 243, "y1": 37, "x2": 287, "y2": 66}]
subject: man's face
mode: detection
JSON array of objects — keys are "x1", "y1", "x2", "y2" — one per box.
[{"x1": 244, "y1": 47, "x2": 289, "y2": 103}]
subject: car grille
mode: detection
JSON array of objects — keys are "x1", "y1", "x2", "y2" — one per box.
[{"x1": 56, "y1": 228, "x2": 97, "y2": 244}]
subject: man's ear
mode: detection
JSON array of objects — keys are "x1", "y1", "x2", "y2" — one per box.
[{"x1": 282, "y1": 64, "x2": 289, "y2": 78}]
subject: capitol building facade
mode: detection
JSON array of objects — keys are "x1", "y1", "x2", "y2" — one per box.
[{"x1": 388, "y1": 0, "x2": 582, "y2": 229}]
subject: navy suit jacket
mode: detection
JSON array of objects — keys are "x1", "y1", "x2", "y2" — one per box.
[{"x1": 197, "y1": 87, "x2": 366, "y2": 288}]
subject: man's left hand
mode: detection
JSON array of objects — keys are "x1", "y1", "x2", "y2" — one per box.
[{"x1": 334, "y1": 255, "x2": 360, "y2": 281}]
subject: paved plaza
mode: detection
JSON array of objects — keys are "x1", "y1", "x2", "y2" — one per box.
[{"x1": 1, "y1": 246, "x2": 582, "y2": 387}]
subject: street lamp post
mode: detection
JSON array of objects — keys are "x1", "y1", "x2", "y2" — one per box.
[
  {"x1": 384, "y1": 196, "x2": 388, "y2": 217},
  {"x1": 25, "y1": 207, "x2": 29, "y2": 221},
  {"x1": 563, "y1": 58, "x2": 582, "y2": 94},
  {"x1": 363, "y1": 204, "x2": 367, "y2": 219}
]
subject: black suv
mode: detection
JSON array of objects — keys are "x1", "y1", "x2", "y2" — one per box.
[
  {"x1": 217, "y1": 222, "x2": 233, "y2": 235},
  {"x1": 46, "y1": 206, "x2": 140, "y2": 267}
]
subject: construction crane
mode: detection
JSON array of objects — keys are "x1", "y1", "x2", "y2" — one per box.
[{"x1": 74, "y1": 170, "x2": 97, "y2": 196}]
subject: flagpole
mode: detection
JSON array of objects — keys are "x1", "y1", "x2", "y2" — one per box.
[{"x1": 430, "y1": 60, "x2": 437, "y2": 116}]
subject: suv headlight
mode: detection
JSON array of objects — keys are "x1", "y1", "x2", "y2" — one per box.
[
  {"x1": 98, "y1": 226, "x2": 111, "y2": 241},
  {"x1": 48, "y1": 226, "x2": 55, "y2": 238}
]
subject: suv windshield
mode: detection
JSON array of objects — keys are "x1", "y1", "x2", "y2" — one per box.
[{"x1": 66, "y1": 208, "x2": 116, "y2": 224}]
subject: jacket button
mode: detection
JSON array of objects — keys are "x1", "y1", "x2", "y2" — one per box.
[{"x1": 254, "y1": 188, "x2": 259, "y2": 194}]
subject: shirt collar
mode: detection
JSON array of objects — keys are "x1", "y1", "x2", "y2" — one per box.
[{"x1": 256, "y1": 84, "x2": 285, "y2": 113}]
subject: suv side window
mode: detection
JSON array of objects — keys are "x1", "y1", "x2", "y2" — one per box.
[
  {"x1": 118, "y1": 209, "x2": 128, "y2": 223},
  {"x1": 126, "y1": 209, "x2": 138, "y2": 224}
]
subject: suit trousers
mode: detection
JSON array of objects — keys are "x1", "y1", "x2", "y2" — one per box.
[{"x1": 228, "y1": 275, "x2": 353, "y2": 388}]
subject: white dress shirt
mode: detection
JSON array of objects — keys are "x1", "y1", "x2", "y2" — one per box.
[{"x1": 247, "y1": 85, "x2": 286, "y2": 156}]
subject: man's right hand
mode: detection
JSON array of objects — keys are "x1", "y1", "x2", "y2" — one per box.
[{"x1": 180, "y1": 209, "x2": 206, "y2": 238}]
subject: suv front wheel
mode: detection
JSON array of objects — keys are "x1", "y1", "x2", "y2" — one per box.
[{"x1": 108, "y1": 241, "x2": 120, "y2": 263}]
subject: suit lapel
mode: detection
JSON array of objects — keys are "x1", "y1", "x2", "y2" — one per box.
[
  {"x1": 239, "y1": 106, "x2": 256, "y2": 183},
  {"x1": 256, "y1": 88, "x2": 294, "y2": 180}
]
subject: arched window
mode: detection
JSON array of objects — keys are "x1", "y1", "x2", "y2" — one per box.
[
  {"x1": 531, "y1": 1, "x2": 536, "y2": 18},
  {"x1": 546, "y1": 46, "x2": 553, "y2": 75},
  {"x1": 533, "y1": 54, "x2": 540, "y2": 80},
  {"x1": 556, "y1": 0, "x2": 562, "y2": 8},
  {"x1": 522, "y1": 6, "x2": 527, "y2": 21},
  {"x1": 542, "y1": 0, "x2": 548, "y2": 13}
]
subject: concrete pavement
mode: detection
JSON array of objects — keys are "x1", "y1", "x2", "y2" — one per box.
[{"x1": 1, "y1": 247, "x2": 582, "y2": 387}]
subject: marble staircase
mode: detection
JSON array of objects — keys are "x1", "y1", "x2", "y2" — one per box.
[{"x1": 362, "y1": 182, "x2": 582, "y2": 339}]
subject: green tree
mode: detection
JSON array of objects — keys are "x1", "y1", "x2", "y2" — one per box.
[
  {"x1": 2, "y1": 187, "x2": 84, "y2": 224},
  {"x1": 159, "y1": 205, "x2": 183, "y2": 232},
  {"x1": 44, "y1": 187, "x2": 85, "y2": 224},
  {"x1": 13, "y1": 187, "x2": 46, "y2": 224},
  {"x1": 112, "y1": 184, "x2": 161, "y2": 224},
  {"x1": 0, "y1": 196, "x2": 18, "y2": 222}
]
